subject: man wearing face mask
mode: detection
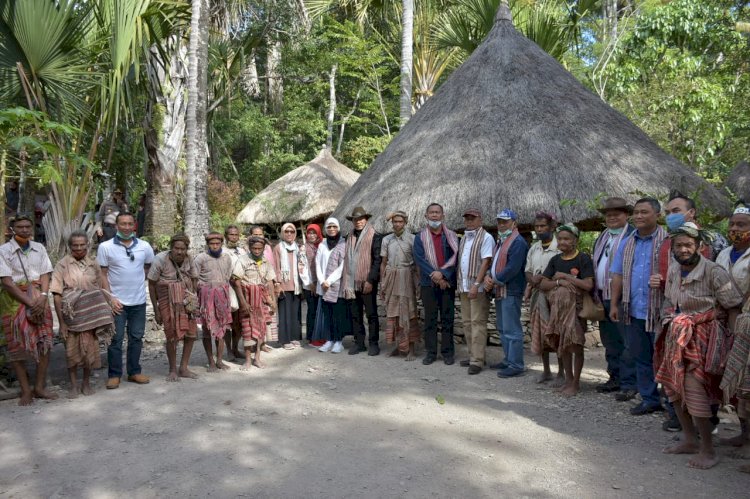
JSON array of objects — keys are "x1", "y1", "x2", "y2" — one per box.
[
  {"x1": 414, "y1": 203, "x2": 458, "y2": 365},
  {"x1": 592, "y1": 198, "x2": 637, "y2": 399},
  {"x1": 656, "y1": 222, "x2": 742, "y2": 470}
]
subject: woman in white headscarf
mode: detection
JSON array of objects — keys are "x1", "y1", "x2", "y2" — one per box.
[
  {"x1": 273, "y1": 223, "x2": 310, "y2": 350},
  {"x1": 315, "y1": 218, "x2": 349, "y2": 353}
]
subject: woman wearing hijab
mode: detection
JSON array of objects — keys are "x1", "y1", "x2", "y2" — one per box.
[
  {"x1": 273, "y1": 223, "x2": 309, "y2": 350},
  {"x1": 316, "y1": 218, "x2": 348, "y2": 353},
  {"x1": 304, "y1": 224, "x2": 324, "y2": 346}
]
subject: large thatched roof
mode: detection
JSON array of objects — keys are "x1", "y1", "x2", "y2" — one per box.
[
  {"x1": 236, "y1": 148, "x2": 359, "y2": 225},
  {"x1": 724, "y1": 161, "x2": 750, "y2": 201},
  {"x1": 332, "y1": 5, "x2": 730, "y2": 232}
]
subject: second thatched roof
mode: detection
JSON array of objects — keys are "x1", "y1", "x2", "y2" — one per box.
[
  {"x1": 332, "y1": 5, "x2": 730, "y2": 232},
  {"x1": 236, "y1": 148, "x2": 360, "y2": 225}
]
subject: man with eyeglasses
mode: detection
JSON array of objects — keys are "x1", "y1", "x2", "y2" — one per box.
[{"x1": 97, "y1": 212, "x2": 155, "y2": 389}]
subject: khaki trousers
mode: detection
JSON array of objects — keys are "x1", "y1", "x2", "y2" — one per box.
[{"x1": 460, "y1": 292, "x2": 491, "y2": 366}]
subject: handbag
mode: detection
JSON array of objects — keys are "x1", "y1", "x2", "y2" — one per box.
[
  {"x1": 228, "y1": 287, "x2": 240, "y2": 312},
  {"x1": 16, "y1": 252, "x2": 46, "y2": 324},
  {"x1": 579, "y1": 292, "x2": 605, "y2": 322}
]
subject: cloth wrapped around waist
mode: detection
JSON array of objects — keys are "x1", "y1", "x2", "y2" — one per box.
[{"x1": 0, "y1": 281, "x2": 53, "y2": 362}]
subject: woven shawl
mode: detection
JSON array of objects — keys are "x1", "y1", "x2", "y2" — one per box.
[{"x1": 621, "y1": 226, "x2": 667, "y2": 331}]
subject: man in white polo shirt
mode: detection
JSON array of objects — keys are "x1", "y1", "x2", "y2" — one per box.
[{"x1": 97, "y1": 212, "x2": 155, "y2": 389}]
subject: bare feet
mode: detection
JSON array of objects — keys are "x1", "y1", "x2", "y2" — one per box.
[
  {"x1": 216, "y1": 361, "x2": 230, "y2": 370},
  {"x1": 206, "y1": 364, "x2": 219, "y2": 373},
  {"x1": 719, "y1": 434, "x2": 747, "y2": 447},
  {"x1": 166, "y1": 372, "x2": 180, "y2": 382},
  {"x1": 67, "y1": 387, "x2": 80, "y2": 399},
  {"x1": 688, "y1": 452, "x2": 720, "y2": 470},
  {"x1": 405, "y1": 352, "x2": 416, "y2": 361},
  {"x1": 728, "y1": 445, "x2": 750, "y2": 460},
  {"x1": 252, "y1": 359, "x2": 266, "y2": 369},
  {"x1": 561, "y1": 385, "x2": 579, "y2": 397},
  {"x1": 33, "y1": 388, "x2": 59, "y2": 401},
  {"x1": 81, "y1": 385, "x2": 95, "y2": 396},
  {"x1": 18, "y1": 391, "x2": 33, "y2": 406},
  {"x1": 179, "y1": 368, "x2": 199, "y2": 379},
  {"x1": 232, "y1": 349, "x2": 246, "y2": 359},
  {"x1": 239, "y1": 363, "x2": 252, "y2": 372},
  {"x1": 550, "y1": 376, "x2": 566, "y2": 389},
  {"x1": 261, "y1": 345, "x2": 272, "y2": 353},
  {"x1": 389, "y1": 347, "x2": 401, "y2": 357},
  {"x1": 663, "y1": 440, "x2": 699, "y2": 455},
  {"x1": 536, "y1": 372, "x2": 553, "y2": 384}
]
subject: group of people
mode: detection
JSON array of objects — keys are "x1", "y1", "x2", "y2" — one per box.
[{"x1": 3, "y1": 193, "x2": 750, "y2": 473}]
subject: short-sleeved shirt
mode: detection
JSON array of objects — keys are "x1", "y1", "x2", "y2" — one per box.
[
  {"x1": 458, "y1": 230, "x2": 494, "y2": 293},
  {"x1": 96, "y1": 237, "x2": 155, "y2": 306},
  {"x1": 525, "y1": 237, "x2": 560, "y2": 277},
  {"x1": 663, "y1": 257, "x2": 742, "y2": 315},
  {"x1": 193, "y1": 252, "x2": 233, "y2": 285},
  {"x1": 381, "y1": 232, "x2": 416, "y2": 268},
  {"x1": 50, "y1": 255, "x2": 103, "y2": 294},
  {"x1": 147, "y1": 251, "x2": 197, "y2": 283},
  {"x1": 543, "y1": 252, "x2": 594, "y2": 280},
  {"x1": 232, "y1": 254, "x2": 275, "y2": 286},
  {"x1": 223, "y1": 245, "x2": 248, "y2": 267},
  {"x1": 716, "y1": 246, "x2": 750, "y2": 295},
  {"x1": 0, "y1": 239, "x2": 53, "y2": 283}
]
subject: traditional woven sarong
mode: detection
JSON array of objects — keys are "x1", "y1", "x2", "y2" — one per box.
[
  {"x1": 655, "y1": 309, "x2": 726, "y2": 409},
  {"x1": 529, "y1": 287, "x2": 551, "y2": 355},
  {"x1": 721, "y1": 312, "x2": 750, "y2": 401},
  {"x1": 238, "y1": 283, "x2": 270, "y2": 342},
  {"x1": 545, "y1": 283, "x2": 585, "y2": 356},
  {"x1": 382, "y1": 265, "x2": 419, "y2": 352},
  {"x1": 157, "y1": 281, "x2": 197, "y2": 341},
  {"x1": 61, "y1": 288, "x2": 114, "y2": 368},
  {"x1": 198, "y1": 283, "x2": 232, "y2": 340},
  {"x1": 0, "y1": 282, "x2": 53, "y2": 362}
]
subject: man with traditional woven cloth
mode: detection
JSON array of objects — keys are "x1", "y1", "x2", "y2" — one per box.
[
  {"x1": 379, "y1": 211, "x2": 420, "y2": 361},
  {"x1": 486, "y1": 209, "x2": 528, "y2": 379},
  {"x1": 195, "y1": 232, "x2": 234, "y2": 372},
  {"x1": 232, "y1": 236, "x2": 276, "y2": 370},
  {"x1": 610, "y1": 197, "x2": 667, "y2": 416},
  {"x1": 223, "y1": 224, "x2": 248, "y2": 361},
  {"x1": 656, "y1": 222, "x2": 742, "y2": 470},
  {"x1": 148, "y1": 234, "x2": 199, "y2": 382},
  {"x1": 51, "y1": 231, "x2": 114, "y2": 399},
  {"x1": 455, "y1": 209, "x2": 494, "y2": 375},
  {"x1": 342, "y1": 206, "x2": 383, "y2": 356},
  {"x1": 717, "y1": 202, "x2": 750, "y2": 469},
  {"x1": 0, "y1": 215, "x2": 56, "y2": 406},
  {"x1": 414, "y1": 203, "x2": 458, "y2": 366}
]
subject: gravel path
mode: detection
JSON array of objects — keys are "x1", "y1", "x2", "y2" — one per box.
[{"x1": 0, "y1": 341, "x2": 747, "y2": 498}]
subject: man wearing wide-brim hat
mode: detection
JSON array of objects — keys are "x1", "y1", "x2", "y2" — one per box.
[
  {"x1": 342, "y1": 206, "x2": 384, "y2": 355},
  {"x1": 592, "y1": 197, "x2": 637, "y2": 399}
]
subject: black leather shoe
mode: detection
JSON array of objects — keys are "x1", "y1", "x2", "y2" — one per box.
[
  {"x1": 459, "y1": 359, "x2": 470, "y2": 367},
  {"x1": 422, "y1": 355, "x2": 436, "y2": 365},
  {"x1": 614, "y1": 389, "x2": 638, "y2": 402},
  {"x1": 368, "y1": 344, "x2": 380, "y2": 356},
  {"x1": 443, "y1": 356, "x2": 455, "y2": 366},
  {"x1": 596, "y1": 378, "x2": 621, "y2": 393},
  {"x1": 467, "y1": 365, "x2": 482, "y2": 375},
  {"x1": 489, "y1": 361, "x2": 508, "y2": 370},
  {"x1": 630, "y1": 403, "x2": 664, "y2": 416},
  {"x1": 348, "y1": 344, "x2": 366, "y2": 355}
]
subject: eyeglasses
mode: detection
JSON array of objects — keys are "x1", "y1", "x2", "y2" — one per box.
[
  {"x1": 283, "y1": 230, "x2": 296, "y2": 233},
  {"x1": 124, "y1": 247, "x2": 134, "y2": 262}
]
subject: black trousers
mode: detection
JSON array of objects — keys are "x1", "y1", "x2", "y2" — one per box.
[
  {"x1": 421, "y1": 285, "x2": 455, "y2": 357},
  {"x1": 349, "y1": 287, "x2": 380, "y2": 346},
  {"x1": 304, "y1": 290, "x2": 319, "y2": 341}
]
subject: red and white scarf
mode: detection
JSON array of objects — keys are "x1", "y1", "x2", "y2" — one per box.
[
  {"x1": 419, "y1": 226, "x2": 458, "y2": 271},
  {"x1": 493, "y1": 229, "x2": 520, "y2": 299}
]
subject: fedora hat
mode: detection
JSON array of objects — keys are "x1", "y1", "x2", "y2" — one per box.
[
  {"x1": 346, "y1": 206, "x2": 372, "y2": 221},
  {"x1": 597, "y1": 197, "x2": 633, "y2": 215}
]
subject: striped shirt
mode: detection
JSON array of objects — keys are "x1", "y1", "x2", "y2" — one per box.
[
  {"x1": 663, "y1": 257, "x2": 742, "y2": 316},
  {"x1": 0, "y1": 239, "x2": 53, "y2": 283},
  {"x1": 232, "y1": 254, "x2": 275, "y2": 286},
  {"x1": 96, "y1": 237, "x2": 154, "y2": 306}
]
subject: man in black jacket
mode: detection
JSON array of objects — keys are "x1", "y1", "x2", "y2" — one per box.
[{"x1": 342, "y1": 207, "x2": 383, "y2": 356}]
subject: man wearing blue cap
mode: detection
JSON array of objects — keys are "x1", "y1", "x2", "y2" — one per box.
[{"x1": 484, "y1": 209, "x2": 528, "y2": 378}]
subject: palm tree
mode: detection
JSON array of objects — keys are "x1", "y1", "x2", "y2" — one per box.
[{"x1": 399, "y1": 0, "x2": 414, "y2": 125}]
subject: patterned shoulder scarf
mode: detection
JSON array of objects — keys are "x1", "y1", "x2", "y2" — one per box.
[
  {"x1": 621, "y1": 226, "x2": 667, "y2": 331},
  {"x1": 592, "y1": 225, "x2": 633, "y2": 299},
  {"x1": 493, "y1": 229, "x2": 521, "y2": 298},
  {"x1": 457, "y1": 228, "x2": 488, "y2": 287},
  {"x1": 343, "y1": 223, "x2": 375, "y2": 299},
  {"x1": 419, "y1": 226, "x2": 458, "y2": 271}
]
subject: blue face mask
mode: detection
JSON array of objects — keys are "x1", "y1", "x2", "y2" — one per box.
[{"x1": 666, "y1": 213, "x2": 686, "y2": 231}]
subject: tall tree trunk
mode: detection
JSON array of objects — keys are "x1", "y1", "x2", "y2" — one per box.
[
  {"x1": 602, "y1": 0, "x2": 618, "y2": 42},
  {"x1": 267, "y1": 38, "x2": 284, "y2": 115},
  {"x1": 144, "y1": 39, "x2": 188, "y2": 238},
  {"x1": 241, "y1": 49, "x2": 261, "y2": 99},
  {"x1": 399, "y1": 0, "x2": 414, "y2": 127},
  {"x1": 185, "y1": 0, "x2": 211, "y2": 250},
  {"x1": 326, "y1": 63, "x2": 337, "y2": 149}
]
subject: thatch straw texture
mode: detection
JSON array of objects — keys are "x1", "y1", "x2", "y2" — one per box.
[
  {"x1": 724, "y1": 161, "x2": 750, "y2": 201},
  {"x1": 332, "y1": 5, "x2": 730, "y2": 232},
  {"x1": 236, "y1": 148, "x2": 359, "y2": 225}
]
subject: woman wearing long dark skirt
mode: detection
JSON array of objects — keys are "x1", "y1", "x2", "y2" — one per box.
[{"x1": 273, "y1": 223, "x2": 310, "y2": 350}]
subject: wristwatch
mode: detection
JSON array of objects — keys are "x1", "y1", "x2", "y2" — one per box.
[{"x1": 41, "y1": 292, "x2": 49, "y2": 296}]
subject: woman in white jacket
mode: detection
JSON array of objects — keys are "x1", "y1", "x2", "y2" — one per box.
[{"x1": 316, "y1": 218, "x2": 348, "y2": 353}]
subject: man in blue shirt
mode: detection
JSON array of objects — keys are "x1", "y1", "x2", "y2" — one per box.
[{"x1": 610, "y1": 198, "x2": 667, "y2": 415}]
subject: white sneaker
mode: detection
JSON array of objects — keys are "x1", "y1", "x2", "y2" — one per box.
[
  {"x1": 318, "y1": 341, "x2": 333, "y2": 352},
  {"x1": 331, "y1": 341, "x2": 343, "y2": 354}
]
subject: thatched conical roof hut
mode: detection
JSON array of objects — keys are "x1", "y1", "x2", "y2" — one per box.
[
  {"x1": 236, "y1": 148, "x2": 360, "y2": 225},
  {"x1": 724, "y1": 161, "x2": 750, "y2": 201},
  {"x1": 332, "y1": 5, "x2": 730, "y2": 232}
]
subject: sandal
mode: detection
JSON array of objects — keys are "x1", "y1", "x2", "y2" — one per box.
[
  {"x1": 291, "y1": 340, "x2": 301, "y2": 347},
  {"x1": 283, "y1": 344, "x2": 295, "y2": 350}
]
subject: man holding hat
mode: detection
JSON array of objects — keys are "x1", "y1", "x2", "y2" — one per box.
[
  {"x1": 456, "y1": 209, "x2": 494, "y2": 374},
  {"x1": 194, "y1": 231, "x2": 235, "y2": 372},
  {"x1": 342, "y1": 206, "x2": 383, "y2": 355},
  {"x1": 592, "y1": 197, "x2": 637, "y2": 397},
  {"x1": 484, "y1": 209, "x2": 528, "y2": 378}
]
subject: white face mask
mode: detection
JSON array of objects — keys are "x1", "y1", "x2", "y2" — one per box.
[{"x1": 427, "y1": 220, "x2": 442, "y2": 229}]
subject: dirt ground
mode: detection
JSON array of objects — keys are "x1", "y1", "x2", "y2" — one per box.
[{"x1": 1, "y1": 337, "x2": 748, "y2": 499}]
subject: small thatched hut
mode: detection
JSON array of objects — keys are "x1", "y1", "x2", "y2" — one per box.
[
  {"x1": 236, "y1": 148, "x2": 360, "y2": 226},
  {"x1": 332, "y1": 5, "x2": 730, "y2": 232},
  {"x1": 724, "y1": 161, "x2": 750, "y2": 201}
]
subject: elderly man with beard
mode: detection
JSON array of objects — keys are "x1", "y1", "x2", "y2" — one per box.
[
  {"x1": 195, "y1": 232, "x2": 234, "y2": 372},
  {"x1": 51, "y1": 231, "x2": 114, "y2": 398},
  {"x1": 148, "y1": 234, "x2": 199, "y2": 382},
  {"x1": 656, "y1": 222, "x2": 742, "y2": 469}
]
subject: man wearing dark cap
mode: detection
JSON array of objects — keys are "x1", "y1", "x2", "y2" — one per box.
[
  {"x1": 342, "y1": 206, "x2": 383, "y2": 356},
  {"x1": 456, "y1": 209, "x2": 494, "y2": 374},
  {"x1": 592, "y1": 197, "x2": 637, "y2": 399}
]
